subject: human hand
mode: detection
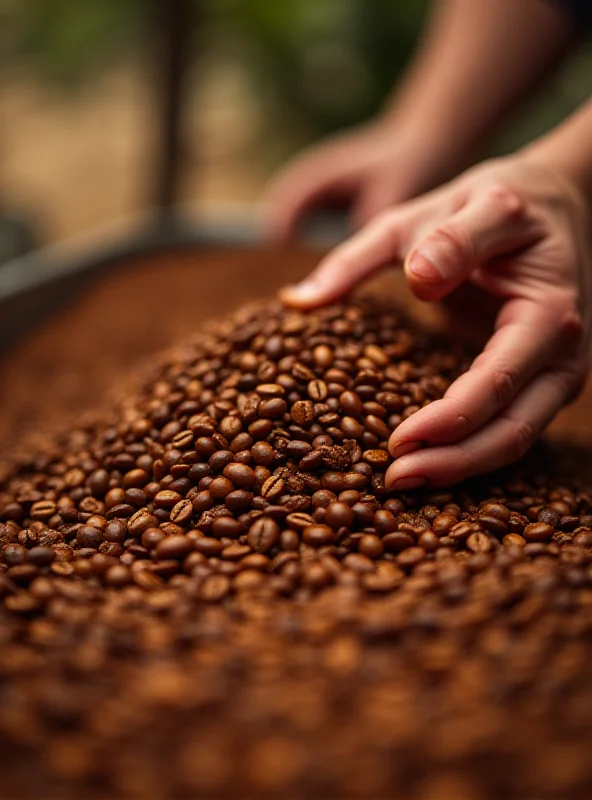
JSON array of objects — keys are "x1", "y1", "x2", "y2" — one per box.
[
  {"x1": 264, "y1": 118, "x2": 454, "y2": 240},
  {"x1": 280, "y1": 155, "x2": 592, "y2": 487}
]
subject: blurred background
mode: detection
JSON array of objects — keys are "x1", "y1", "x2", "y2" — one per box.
[{"x1": 2, "y1": 0, "x2": 591, "y2": 263}]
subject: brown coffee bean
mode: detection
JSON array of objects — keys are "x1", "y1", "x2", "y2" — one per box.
[
  {"x1": 396, "y1": 546, "x2": 426, "y2": 569},
  {"x1": 339, "y1": 390, "x2": 363, "y2": 416},
  {"x1": 343, "y1": 552, "x2": 375, "y2": 573},
  {"x1": 301, "y1": 525, "x2": 334, "y2": 547},
  {"x1": 261, "y1": 475, "x2": 285, "y2": 500},
  {"x1": 155, "y1": 535, "x2": 194, "y2": 560},
  {"x1": 251, "y1": 442, "x2": 275, "y2": 466},
  {"x1": 258, "y1": 398, "x2": 287, "y2": 420},
  {"x1": 524, "y1": 522, "x2": 554, "y2": 543},
  {"x1": 27, "y1": 546, "x2": 55, "y2": 567},
  {"x1": 200, "y1": 574, "x2": 231, "y2": 601},
  {"x1": 210, "y1": 477, "x2": 234, "y2": 500},
  {"x1": 247, "y1": 518, "x2": 280, "y2": 553},
  {"x1": 325, "y1": 502, "x2": 354, "y2": 531},
  {"x1": 503, "y1": 533, "x2": 526, "y2": 547},
  {"x1": 307, "y1": 379, "x2": 328, "y2": 401},
  {"x1": 358, "y1": 534, "x2": 384, "y2": 559},
  {"x1": 30, "y1": 500, "x2": 57, "y2": 520},
  {"x1": 3, "y1": 544, "x2": 28, "y2": 566},
  {"x1": 291, "y1": 400, "x2": 315, "y2": 425},
  {"x1": 76, "y1": 526, "x2": 103, "y2": 548},
  {"x1": 128, "y1": 509, "x2": 158, "y2": 536},
  {"x1": 362, "y1": 449, "x2": 391, "y2": 468},
  {"x1": 466, "y1": 532, "x2": 494, "y2": 553},
  {"x1": 154, "y1": 490, "x2": 183, "y2": 509},
  {"x1": 223, "y1": 463, "x2": 256, "y2": 489},
  {"x1": 170, "y1": 499, "x2": 194, "y2": 526}
]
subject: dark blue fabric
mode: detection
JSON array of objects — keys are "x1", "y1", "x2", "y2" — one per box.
[{"x1": 552, "y1": 0, "x2": 592, "y2": 26}]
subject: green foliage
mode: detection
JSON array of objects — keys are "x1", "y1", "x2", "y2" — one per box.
[{"x1": 5, "y1": 0, "x2": 145, "y2": 86}]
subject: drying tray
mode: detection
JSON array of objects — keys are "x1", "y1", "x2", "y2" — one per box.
[{"x1": 0, "y1": 210, "x2": 348, "y2": 361}]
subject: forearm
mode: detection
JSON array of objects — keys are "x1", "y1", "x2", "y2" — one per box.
[
  {"x1": 382, "y1": 0, "x2": 574, "y2": 175},
  {"x1": 522, "y1": 98, "x2": 592, "y2": 198}
]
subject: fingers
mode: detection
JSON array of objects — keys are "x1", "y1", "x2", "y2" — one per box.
[
  {"x1": 404, "y1": 184, "x2": 525, "y2": 302},
  {"x1": 279, "y1": 210, "x2": 409, "y2": 309},
  {"x1": 352, "y1": 179, "x2": 407, "y2": 228},
  {"x1": 264, "y1": 149, "x2": 356, "y2": 241},
  {"x1": 386, "y1": 364, "x2": 586, "y2": 488},
  {"x1": 389, "y1": 297, "x2": 577, "y2": 452}
]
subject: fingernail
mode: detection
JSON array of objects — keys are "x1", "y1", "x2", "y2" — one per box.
[
  {"x1": 389, "y1": 476, "x2": 427, "y2": 491},
  {"x1": 278, "y1": 282, "x2": 318, "y2": 304},
  {"x1": 408, "y1": 253, "x2": 441, "y2": 282},
  {"x1": 390, "y1": 440, "x2": 424, "y2": 459}
]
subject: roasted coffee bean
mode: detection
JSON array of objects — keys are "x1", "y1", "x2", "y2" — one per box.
[
  {"x1": 307, "y1": 379, "x2": 328, "y2": 402},
  {"x1": 223, "y1": 463, "x2": 256, "y2": 489},
  {"x1": 261, "y1": 475, "x2": 285, "y2": 500},
  {"x1": 325, "y1": 502, "x2": 354, "y2": 531},
  {"x1": 155, "y1": 535, "x2": 194, "y2": 560},
  {"x1": 4, "y1": 292, "x2": 592, "y2": 800},
  {"x1": 291, "y1": 400, "x2": 315, "y2": 425},
  {"x1": 524, "y1": 522, "x2": 555, "y2": 543},
  {"x1": 302, "y1": 525, "x2": 335, "y2": 547},
  {"x1": 76, "y1": 526, "x2": 103, "y2": 549},
  {"x1": 247, "y1": 518, "x2": 280, "y2": 553}
]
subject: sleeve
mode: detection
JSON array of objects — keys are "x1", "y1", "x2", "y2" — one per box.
[{"x1": 550, "y1": 0, "x2": 592, "y2": 26}]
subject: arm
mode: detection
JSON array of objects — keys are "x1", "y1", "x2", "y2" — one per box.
[
  {"x1": 382, "y1": 0, "x2": 575, "y2": 176},
  {"x1": 265, "y1": 0, "x2": 575, "y2": 238},
  {"x1": 522, "y1": 98, "x2": 592, "y2": 196}
]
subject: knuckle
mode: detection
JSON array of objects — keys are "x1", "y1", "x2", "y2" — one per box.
[
  {"x1": 428, "y1": 223, "x2": 475, "y2": 267},
  {"x1": 372, "y1": 209, "x2": 398, "y2": 232},
  {"x1": 492, "y1": 363, "x2": 519, "y2": 409},
  {"x1": 503, "y1": 416, "x2": 537, "y2": 462},
  {"x1": 454, "y1": 444, "x2": 479, "y2": 483},
  {"x1": 485, "y1": 182, "x2": 523, "y2": 219}
]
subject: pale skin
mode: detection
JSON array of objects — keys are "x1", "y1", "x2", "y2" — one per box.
[{"x1": 265, "y1": 0, "x2": 592, "y2": 489}]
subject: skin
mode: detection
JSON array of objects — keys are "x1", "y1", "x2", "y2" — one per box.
[
  {"x1": 265, "y1": 0, "x2": 592, "y2": 488},
  {"x1": 265, "y1": 0, "x2": 573, "y2": 236}
]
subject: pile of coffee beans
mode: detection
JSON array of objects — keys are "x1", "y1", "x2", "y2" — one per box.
[{"x1": 2, "y1": 296, "x2": 592, "y2": 799}]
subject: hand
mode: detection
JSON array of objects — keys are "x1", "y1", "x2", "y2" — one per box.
[
  {"x1": 264, "y1": 119, "x2": 453, "y2": 240},
  {"x1": 280, "y1": 155, "x2": 592, "y2": 487}
]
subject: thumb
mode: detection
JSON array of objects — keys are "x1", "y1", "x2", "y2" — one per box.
[{"x1": 404, "y1": 184, "x2": 525, "y2": 302}]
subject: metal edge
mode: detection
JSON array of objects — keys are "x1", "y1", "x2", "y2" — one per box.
[{"x1": 0, "y1": 208, "x2": 350, "y2": 359}]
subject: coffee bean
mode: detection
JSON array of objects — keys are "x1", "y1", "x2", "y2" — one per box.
[
  {"x1": 223, "y1": 463, "x2": 256, "y2": 489},
  {"x1": 325, "y1": 502, "x2": 354, "y2": 531},
  {"x1": 155, "y1": 535, "x2": 194, "y2": 560},
  {"x1": 291, "y1": 400, "x2": 315, "y2": 425},
  {"x1": 200, "y1": 574, "x2": 231, "y2": 602},
  {"x1": 247, "y1": 518, "x2": 280, "y2": 552},
  {"x1": 523, "y1": 522, "x2": 554, "y2": 542},
  {"x1": 261, "y1": 475, "x2": 285, "y2": 501},
  {"x1": 170, "y1": 499, "x2": 194, "y2": 526},
  {"x1": 302, "y1": 525, "x2": 335, "y2": 547},
  {"x1": 307, "y1": 380, "x2": 328, "y2": 401},
  {"x1": 30, "y1": 500, "x2": 57, "y2": 520},
  {"x1": 128, "y1": 509, "x2": 158, "y2": 536}
]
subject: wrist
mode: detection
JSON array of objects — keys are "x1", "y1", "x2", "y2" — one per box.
[
  {"x1": 374, "y1": 106, "x2": 471, "y2": 188},
  {"x1": 520, "y1": 103, "x2": 592, "y2": 200}
]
